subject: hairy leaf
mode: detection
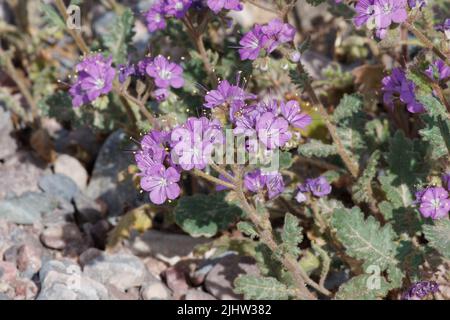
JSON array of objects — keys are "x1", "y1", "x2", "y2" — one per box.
[
  {"x1": 298, "y1": 139, "x2": 337, "y2": 157},
  {"x1": 281, "y1": 213, "x2": 303, "y2": 257},
  {"x1": 423, "y1": 219, "x2": 450, "y2": 259},
  {"x1": 234, "y1": 275, "x2": 293, "y2": 300}
]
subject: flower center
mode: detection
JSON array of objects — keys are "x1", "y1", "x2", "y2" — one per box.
[
  {"x1": 159, "y1": 69, "x2": 172, "y2": 80},
  {"x1": 175, "y1": 2, "x2": 183, "y2": 10},
  {"x1": 95, "y1": 78, "x2": 105, "y2": 89},
  {"x1": 159, "y1": 178, "x2": 168, "y2": 187},
  {"x1": 431, "y1": 199, "x2": 441, "y2": 209}
]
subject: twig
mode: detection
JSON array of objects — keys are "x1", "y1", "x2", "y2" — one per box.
[{"x1": 193, "y1": 169, "x2": 236, "y2": 190}]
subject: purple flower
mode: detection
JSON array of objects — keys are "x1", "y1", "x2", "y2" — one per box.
[
  {"x1": 382, "y1": 68, "x2": 424, "y2": 113},
  {"x1": 216, "y1": 172, "x2": 234, "y2": 191},
  {"x1": 416, "y1": 187, "x2": 450, "y2": 219},
  {"x1": 152, "y1": 88, "x2": 170, "y2": 102},
  {"x1": 206, "y1": 0, "x2": 243, "y2": 14},
  {"x1": 402, "y1": 281, "x2": 439, "y2": 300},
  {"x1": 136, "y1": 57, "x2": 153, "y2": 76},
  {"x1": 280, "y1": 100, "x2": 312, "y2": 129},
  {"x1": 204, "y1": 79, "x2": 255, "y2": 109},
  {"x1": 425, "y1": 59, "x2": 450, "y2": 82},
  {"x1": 354, "y1": 0, "x2": 376, "y2": 28},
  {"x1": 256, "y1": 112, "x2": 291, "y2": 149},
  {"x1": 295, "y1": 191, "x2": 307, "y2": 203},
  {"x1": 442, "y1": 173, "x2": 450, "y2": 191},
  {"x1": 118, "y1": 63, "x2": 136, "y2": 83},
  {"x1": 244, "y1": 169, "x2": 267, "y2": 193},
  {"x1": 171, "y1": 117, "x2": 223, "y2": 170},
  {"x1": 238, "y1": 24, "x2": 266, "y2": 61},
  {"x1": 69, "y1": 54, "x2": 115, "y2": 108},
  {"x1": 266, "y1": 172, "x2": 285, "y2": 199},
  {"x1": 135, "y1": 130, "x2": 170, "y2": 173},
  {"x1": 146, "y1": 55, "x2": 184, "y2": 89},
  {"x1": 408, "y1": 0, "x2": 427, "y2": 9},
  {"x1": 140, "y1": 164, "x2": 181, "y2": 204},
  {"x1": 436, "y1": 19, "x2": 450, "y2": 40},
  {"x1": 300, "y1": 176, "x2": 332, "y2": 198},
  {"x1": 145, "y1": 1, "x2": 167, "y2": 32},
  {"x1": 372, "y1": 0, "x2": 408, "y2": 30},
  {"x1": 261, "y1": 18, "x2": 296, "y2": 53},
  {"x1": 244, "y1": 170, "x2": 285, "y2": 199},
  {"x1": 165, "y1": 0, "x2": 192, "y2": 18}
]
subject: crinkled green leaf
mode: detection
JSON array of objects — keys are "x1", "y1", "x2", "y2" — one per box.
[
  {"x1": 423, "y1": 219, "x2": 450, "y2": 259},
  {"x1": 298, "y1": 139, "x2": 337, "y2": 157},
  {"x1": 281, "y1": 213, "x2": 303, "y2": 257},
  {"x1": 234, "y1": 275, "x2": 293, "y2": 300}
]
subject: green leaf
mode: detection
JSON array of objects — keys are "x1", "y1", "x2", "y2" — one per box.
[
  {"x1": 281, "y1": 213, "x2": 303, "y2": 257},
  {"x1": 352, "y1": 150, "x2": 380, "y2": 203},
  {"x1": 298, "y1": 139, "x2": 337, "y2": 157},
  {"x1": 418, "y1": 96, "x2": 450, "y2": 159},
  {"x1": 331, "y1": 207, "x2": 399, "y2": 270},
  {"x1": 335, "y1": 274, "x2": 390, "y2": 300},
  {"x1": 174, "y1": 193, "x2": 243, "y2": 238},
  {"x1": 234, "y1": 275, "x2": 293, "y2": 300},
  {"x1": 237, "y1": 222, "x2": 259, "y2": 240},
  {"x1": 102, "y1": 8, "x2": 135, "y2": 65},
  {"x1": 379, "y1": 174, "x2": 413, "y2": 209},
  {"x1": 279, "y1": 151, "x2": 294, "y2": 169},
  {"x1": 289, "y1": 68, "x2": 311, "y2": 91},
  {"x1": 333, "y1": 94, "x2": 364, "y2": 124},
  {"x1": 423, "y1": 219, "x2": 450, "y2": 259}
]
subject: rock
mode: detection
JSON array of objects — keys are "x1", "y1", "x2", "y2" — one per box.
[
  {"x1": 73, "y1": 192, "x2": 104, "y2": 223},
  {"x1": 130, "y1": 230, "x2": 209, "y2": 259},
  {"x1": 143, "y1": 257, "x2": 168, "y2": 279},
  {"x1": 86, "y1": 130, "x2": 143, "y2": 217},
  {"x1": 79, "y1": 248, "x2": 103, "y2": 266},
  {"x1": 107, "y1": 284, "x2": 140, "y2": 300},
  {"x1": 190, "y1": 252, "x2": 236, "y2": 286},
  {"x1": 16, "y1": 245, "x2": 42, "y2": 279},
  {"x1": 0, "y1": 261, "x2": 17, "y2": 283},
  {"x1": 0, "y1": 192, "x2": 60, "y2": 225},
  {"x1": 0, "y1": 107, "x2": 17, "y2": 161},
  {"x1": 88, "y1": 220, "x2": 111, "y2": 249},
  {"x1": 40, "y1": 223, "x2": 83, "y2": 251},
  {"x1": 0, "y1": 152, "x2": 47, "y2": 200},
  {"x1": 38, "y1": 174, "x2": 79, "y2": 203},
  {"x1": 38, "y1": 260, "x2": 109, "y2": 300},
  {"x1": 12, "y1": 278, "x2": 38, "y2": 300},
  {"x1": 54, "y1": 155, "x2": 88, "y2": 190},
  {"x1": 204, "y1": 254, "x2": 260, "y2": 300},
  {"x1": 164, "y1": 266, "x2": 189, "y2": 300},
  {"x1": 83, "y1": 252, "x2": 147, "y2": 291},
  {"x1": 140, "y1": 276, "x2": 171, "y2": 300},
  {"x1": 185, "y1": 289, "x2": 216, "y2": 301}
]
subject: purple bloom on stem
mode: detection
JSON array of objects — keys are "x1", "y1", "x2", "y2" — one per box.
[
  {"x1": 136, "y1": 57, "x2": 153, "y2": 76},
  {"x1": 140, "y1": 164, "x2": 181, "y2": 204},
  {"x1": 402, "y1": 281, "x2": 439, "y2": 300},
  {"x1": 216, "y1": 172, "x2": 234, "y2": 191},
  {"x1": 238, "y1": 25, "x2": 266, "y2": 61},
  {"x1": 266, "y1": 172, "x2": 285, "y2": 199},
  {"x1": 146, "y1": 55, "x2": 184, "y2": 89},
  {"x1": 372, "y1": 0, "x2": 408, "y2": 30},
  {"x1": 69, "y1": 54, "x2": 115, "y2": 108},
  {"x1": 118, "y1": 63, "x2": 136, "y2": 83},
  {"x1": 416, "y1": 187, "x2": 450, "y2": 219},
  {"x1": 408, "y1": 0, "x2": 427, "y2": 9},
  {"x1": 204, "y1": 79, "x2": 255, "y2": 109},
  {"x1": 261, "y1": 18, "x2": 296, "y2": 53},
  {"x1": 280, "y1": 100, "x2": 312, "y2": 129},
  {"x1": 436, "y1": 19, "x2": 450, "y2": 40},
  {"x1": 244, "y1": 169, "x2": 267, "y2": 193},
  {"x1": 165, "y1": 0, "x2": 192, "y2": 18},
  {"x1": 256, "y1": 112, "x2": 291, "y2": 149},
  {"x1": 152, "y1": 88, "x2": 170, "y2": 102},
  {"x1": 145, "y1": 1, "x2": 167, "y2": 32},
  {"x1": 442, "y1": 173, "x2": 450, "y2": 191},
  {"x1": 425, "y1": 59, "x2": 450, "y2": 82},
  {"x1": 206, "y1": 0, "x2": 243, "y2": 14},
  {"x1": 300, "y1": 176, "x2": 332, "y2": 198},
  {"x1": 354, "y1": 0, "x2": 376, "y2": 28}
]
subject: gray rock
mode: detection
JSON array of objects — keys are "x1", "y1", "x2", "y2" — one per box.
[
  {"x1": 73, "y1": 192, "x2": 104, "y2": 223},
  {"x1": 38, "y1": 260, "x2": 109, "y2": 300},
  {"x1": 0, "y1": 192, "x2": 60, "y2": 225},
  {"x1": 0, "y1": 152, "x2": 47, "y2": 200},
  {"x1": 82, "y1": 252, "x2": 147, "y2": 291},
  {"x1": 185, "y1": 289, "x2": 216, "y2": 300},
  {"x1": 38, "y1": 174, "x2": 79, "y2": 203},
  {"x1": 86, "y1": 130, "x2": 143, "y2": 217},
  {"x1": 164, "y1": 266, "x2": 189, "y2": 299},
  {"x1": 204, "y1": 254, "x2": 260, "y2": 300},
  {"x1": 54, "y1": 155, "x2": 88, "y2": 190},
  {"x1": 190, "y1": 252, "x2": 236, "y2": 286},
  {"x1": 40, "y1": 223, "x2": 83, "y2": 250},
  {"x1": 140, "y1": 274, "x2": 171, "y2": 300},
  {"x1": 16, "y1": 244, "x2": 42, "y2": 279},
  {"x1": 130, "y1": 230, "x2": 209, "y2": 259},
  {"x1": 0, "y1": 108, "x2": 17, "y2": 161},
  {"x1": 0, "y1": 261, "x2": 17, "y2": 282},
  {"x1": 11, "y1": 278, "x2": 38, "y2": 300}
]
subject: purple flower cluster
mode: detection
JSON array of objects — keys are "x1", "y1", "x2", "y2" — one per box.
[
  {"x1": 239, "y1": 18, "x2": 296, "y2": 61},
  {"x1": 415, "y1": 182, "x2": 450, "y2": 220},
  {"x1": 425, "y1": 59, "x2": 450, "y2": 83},
  {"x1": 382, "y1": 68, "x2": 424, "y2": 113},
  {"x1": 69, "y1": 54, "x2": 115, "y2": 108},
  {"x1": 206, "y1": 0, "x2": 243, "y2": 14},
  {"x1": 402, "y1": 281, "x2": 439, "y2": 300},
  {"x1": 145, "y1": 0, "x2": 192, "y2": 33},
  {"x1": 244, "y1": 169, "x2": 285, "y2": 199},
  {"x1": 353, "y1": 0, "x2": 409, "y2": 39},
  {"x1": 295, "y1": 176, "x2": 332, "y2": 203}
]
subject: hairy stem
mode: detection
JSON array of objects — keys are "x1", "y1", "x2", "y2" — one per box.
[
  {"x1": 193, "y1": 169, "x2": 236, "y2": 190},
  {"x1": 403, "y1": 21, "x2": 450, "y2": 66}
]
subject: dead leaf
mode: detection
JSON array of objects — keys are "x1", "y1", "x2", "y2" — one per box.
[
  {"x1": 30, "y1": 128, "x2": 57, "y2": 163},
  {"x1": 352, "y1": 64, "x2": 384, "y2": 95}
]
